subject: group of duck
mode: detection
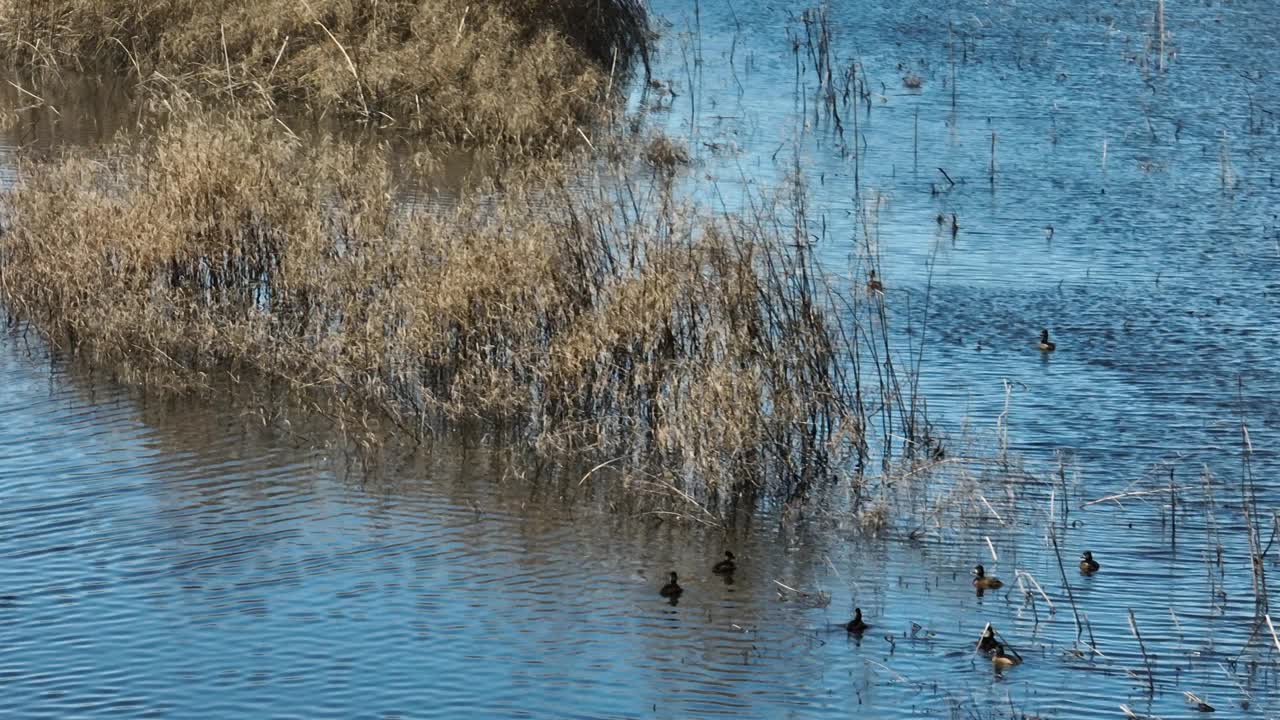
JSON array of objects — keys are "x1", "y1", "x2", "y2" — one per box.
[
  {"x1": 658, "y1": 551, "x2": 739, "y2": 599},
  {"x1": 965, "y1": 552, "x2": 1098, "y2": 670},
  {"x1": 657, "y1": 329, "x2": 1069, "y2": 665},
  {"x1": 659, "y1": 550, "x2": 1102, "y2": 672}
]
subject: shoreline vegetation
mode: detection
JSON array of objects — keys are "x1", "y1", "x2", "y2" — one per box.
[
  {"x1": 0, "y1": 1, "x2": 939, "y2": 521},
  {"x1": 0, "y1": 0, "x2": 650, "y2": 150},
  {"x1": 0, "y1": 114, "x2": 895, "y2": 516}
]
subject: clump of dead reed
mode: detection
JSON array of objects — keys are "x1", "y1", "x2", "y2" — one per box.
[
  {"x1": 0, "y1": 0, "x2": 649, "y2": 149},
  {"x1": 641, "y1": 133, "x2": 690, "y2": 173},
  {"x1": 0, "y1": 113, "x2": 869, "y2": 516}
]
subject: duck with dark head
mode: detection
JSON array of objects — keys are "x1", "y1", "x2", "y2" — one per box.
[
  {"x1": 1079, "y1": 550, "x2": 1100, "y2": 575},
  {"x1": 712, "y1": 551, "x2": 736, "y2": 575},
  {"x1": 846, "y1": 608, "x2": 869, "y2": 634},
  {"x1": 972, "y1": 564, "x2": 1003, "y2": 591},
  {"x1": 867, "y1": 269, "x2": 884, "y2": 293},
  {"x1": 1039, "y1": 328, "x2": 1056, "y2": 352},
  {"x1": 660, "y1": 572, "x2": 683, "y2": 599},
  {"x1": 977, "y1": 624, "x2": 999, "y2": 653}
]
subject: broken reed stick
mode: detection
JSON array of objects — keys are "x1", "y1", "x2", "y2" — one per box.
[
  {"x1": 948, "y1": 20, "x2": 956, "y2": 110},
  {"x1": 1128, "y1": 608, "x2": 1155, "y2": 694},
  {"x1": 1057, "y1": 456, "x2": 1070, "y2": 526},
  {"x1": 1083, "y1": 485, "x2": 1189, "y2": 508},
  {"x1": 266, "y1": 35, "x2": 290, "y2": 85},
  {"x1": 1015, "y1": 569, "x2": 1056, "y2": 612},
  {"x1": 1081, "y1": 612, "x2": 1108, "y2": 658},
  {"x1": 1050, "y1": 533, "x2": 1097, "y2": 651},
  {"x1": 1266, "y1": 614, "x2": 1280, "y2": 653},
  {"x1": 220, "y1": 23, "x2": 232, "y2": 90},
  {"x1": 1018, "y1": 576, "x2": 1041, "y2": 624},
  {"x1": 1156, "y1": 0, "x2": 1165, "y2": 72},
  {"x1": 913, "y1": 106, "x2": 918, "y2": 164},
  {"x1": 1217, "y1": 661, "x2": 1255, "y2": 703},
  {"x1": 978, "y1": 494, "x2": 1005, "y2": 525},
  {"x1": 974, "y1": 622, "x2": 994, "y2": 653},
  {"x1": 865, "y1": 659, "x2": 910, "y2": 684},
  {"x1": 1239, "y1": 384, "x2": 1270, "y2": 611},
  {"x1": 5, "y1": 80, "x2": 42, "y2": 103},
  {"x1": 1001, "y1": 631, "x2": 1023, "y2": 661},
  {"x1": 1182, "y1": 691, "x2": 1215, "y2": 713},
  {"x1": 989, "y1": 131, "x2": 996, "y2": 184}
]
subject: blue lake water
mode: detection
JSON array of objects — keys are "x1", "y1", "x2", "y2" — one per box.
[{"x1": 4, "y1": 0, "x2": 1280, "y2": 717}]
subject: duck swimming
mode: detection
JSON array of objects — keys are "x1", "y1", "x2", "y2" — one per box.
[
  {"x1": 713, "y1": 551, "x2": 736, "y2": 575},
  {"x1": 972, "y1": 564, "x2": 1004, "y2": 590},
  {"x1": 1079, "y1": 551, "x2": 1100, "y2": 574},
  {"x1": 1039, "y1": 328, "x2": 1056, "y2": 352},
  {"x1": 660, "y1": 571, "x2": 683, "y2": 598},
  {"x1": 977, "y1": 625, "x2": 999, "y2": 653},
  {"x1": 992, "y1": 643, "x2": 1021, "y2": 670},
  {"x1": 867, "y1": 269, "x2": 885, "y2": 293},
  {"x1": 846, "y1": 608, "x2": 869, "y2": 634}
]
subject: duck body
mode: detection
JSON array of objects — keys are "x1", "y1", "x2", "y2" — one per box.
[
  {"x1": 846, "y1": 608, "x2": 869, "y2": 634},
  {"x1": 1079, "y1": 551, "x2": 1100, "y2": 574},
  {"x1": 660, "y1": 572, "x2": 683, "y2": 598},
  {"x1": 992, "y1": 643, "x2": 1021, "y2": 670},
  {"x1": 712, "y1": 551, "x2": 736, "y2": 575},
  {"x1": 1039, "y1": 328, "x2": 1056, "y2": 352},
  {"x1": 972, "y1": 564, "x2": 1004, "y2": 590},
  {"x1": 867, "y1": 270, "x2": 885, "y2": 293}
]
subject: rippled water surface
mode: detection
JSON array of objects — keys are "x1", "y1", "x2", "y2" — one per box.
[{"x1": 6, "y1": 0, "x2": 1280, "y2": 717}]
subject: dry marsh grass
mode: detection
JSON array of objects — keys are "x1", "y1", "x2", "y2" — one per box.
[
  {"x1": 0, "y1": 0, "x2": 649, "y2": 148},
  {"x1": 0, "y1": 114, "x2": 879, "y2": 515}
]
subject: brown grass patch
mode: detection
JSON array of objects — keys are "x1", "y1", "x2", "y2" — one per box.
[
  {"x1": 0, "y1": 113, "x2": 877, "y2": 515},
  {"x1": 0, "y1": 0, "x2": 649, "y2": 149}
]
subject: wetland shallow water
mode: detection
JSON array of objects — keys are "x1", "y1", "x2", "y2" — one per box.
[{"x1": 5, "y1": 0, "x2": 1280, "y2": 717}]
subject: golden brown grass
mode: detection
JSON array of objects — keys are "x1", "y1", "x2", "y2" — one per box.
[
  {"x1": 0, "y1": 0, "x2": 649, "y2": 149},
  {"x1": 0, "y1": 113, "x2": 871, "y2": 514}
]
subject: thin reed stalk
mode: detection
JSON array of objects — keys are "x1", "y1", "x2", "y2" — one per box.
[
  {"x1": 1051, "y1": 532, "x2": 1098, "y2": 652},
  {"x1": 1128, "y1": 608, "x2": 1156, "y2": 694},
  {"x1": 1239, "y1": 380, "x2": 1269, "y2": 611}
]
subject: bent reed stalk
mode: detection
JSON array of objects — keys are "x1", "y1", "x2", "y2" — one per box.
[
  {"x1": 0, "y1": 114, "x2": 879, "y2": 516},
  {"x1": 0, "y1": 0, "x2": 650, "y2": 150}
]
